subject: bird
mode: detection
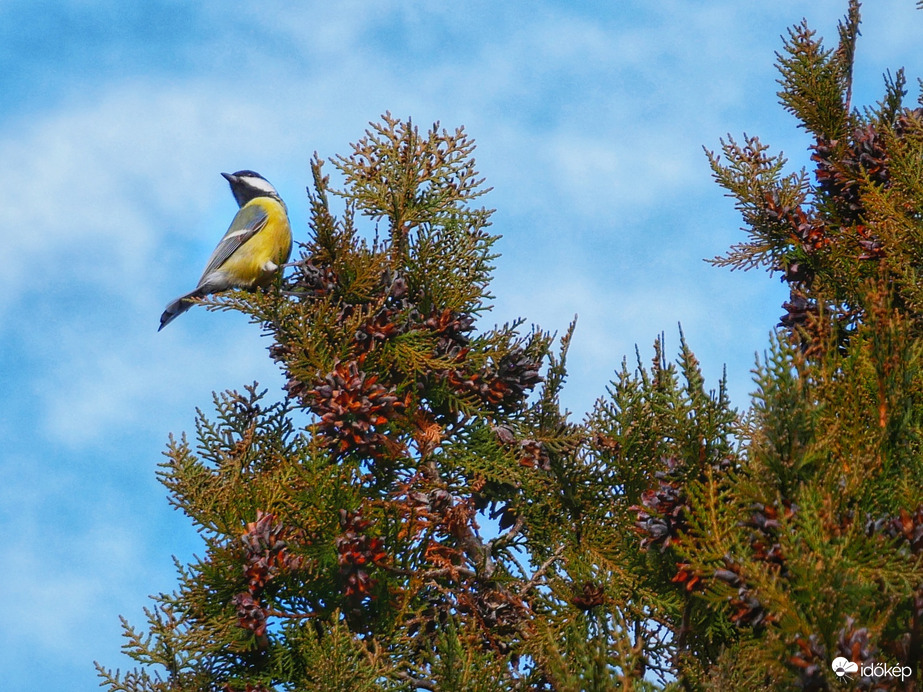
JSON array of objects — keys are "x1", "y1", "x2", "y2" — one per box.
[{"x1": 159, "y1": 170, "x2": 293, "y2": 330}]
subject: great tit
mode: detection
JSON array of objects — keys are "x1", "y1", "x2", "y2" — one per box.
[{"x1": 159, "y1": 170, "x2": 293, "y2": 330}]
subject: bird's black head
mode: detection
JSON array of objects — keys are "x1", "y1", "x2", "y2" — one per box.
[{"x1": 221, "y1": 170, "x2": 280, "y2": 207}]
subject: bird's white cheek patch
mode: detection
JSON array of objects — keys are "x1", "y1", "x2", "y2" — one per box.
[{"x1": 241, "y1": 176, "x2": 278, "y2": 196}]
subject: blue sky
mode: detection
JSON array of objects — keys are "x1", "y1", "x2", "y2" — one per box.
[{"x1": 3, "y1": 1, "x2": 923, "y2": 689}]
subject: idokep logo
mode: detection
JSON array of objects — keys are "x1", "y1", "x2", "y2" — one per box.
[
  {"x1": 830, "y1": 656, "x2": 913, "y2": 683},
  {"x1": 831, "y1": 657, "x2": 858, "y2": 679}
]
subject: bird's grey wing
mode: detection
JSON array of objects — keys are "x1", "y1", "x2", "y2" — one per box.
[{"x1": 196, "y1": 204, "x2": 269, "y2": 284}]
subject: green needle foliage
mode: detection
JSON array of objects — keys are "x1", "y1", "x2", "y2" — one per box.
[
  {"x1": 100, "y1": 3, "x2": 923, "y2": 688},
  {"x1": 97, "y1": 115, "x2": 607, "y2": 691},
  {"x1": 692, "y1": 1, "x2": 923, "y2": 688}
]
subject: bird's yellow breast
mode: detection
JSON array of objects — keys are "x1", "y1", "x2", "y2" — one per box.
[{"x1": 222, "y1": 197, "x2": 292, "y2": 288}]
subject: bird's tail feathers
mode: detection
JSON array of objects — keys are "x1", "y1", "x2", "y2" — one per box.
[{"x1": 158, "y1": 289, "x2": 204, "y2": 331}]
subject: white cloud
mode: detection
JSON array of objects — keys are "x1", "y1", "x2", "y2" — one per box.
[{"x1": 33, "y1": 319, "x2": 284, "y2": 446}]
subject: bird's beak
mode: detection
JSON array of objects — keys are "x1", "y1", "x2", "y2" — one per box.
[{"x1": 221, "y1": 172, "x2": 237, "y2": 184}]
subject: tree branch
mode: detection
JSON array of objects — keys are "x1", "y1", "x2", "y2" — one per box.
[
  {"x1": 518, "y1": 544, "x2": 566, "y2": 597},
  {"x1": 488, "y1": 514, "x2": 525, "y2": 553}
]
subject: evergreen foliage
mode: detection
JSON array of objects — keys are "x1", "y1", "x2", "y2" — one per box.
[{"x1": 100, "y1": 3, "x2": 923, "y2": 688}]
